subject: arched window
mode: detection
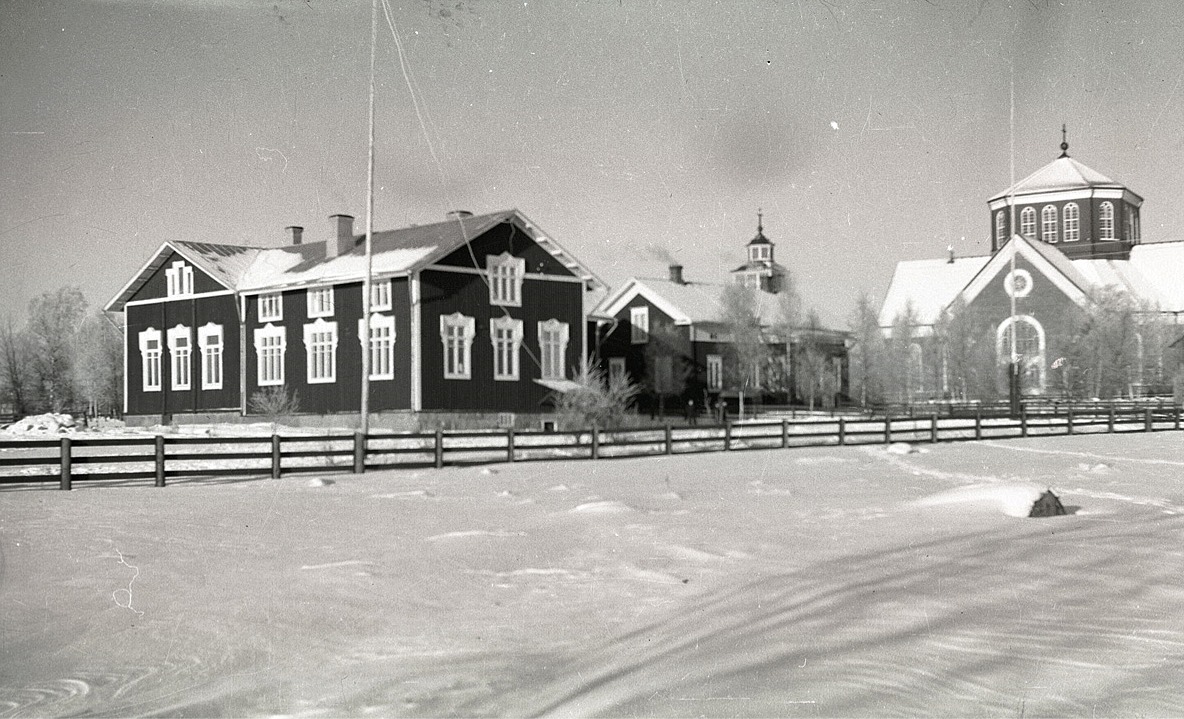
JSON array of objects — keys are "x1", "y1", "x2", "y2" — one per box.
[
  {"x1": 1125, "y1": 206, "x2": 1135, "y2": 242},
  {"x1": 1020, "y1": 207, "x2": 1036, "y2": 239},
  {"x1": 1041, "y1": 205, "x2": 1058, "y2": 243},
  {"x1": 995, "y1": 210, "x2": 1006, "y2": 245},
  {"x1": 1063, "y1": 203, "x2": 1080, "y2": 242},
  {"x1": 996, "y1": 315, "x2": 1046, "y2": 393},
  {"x1": 1099, "y1": 201, "x2": 1115, "y2": 240}
]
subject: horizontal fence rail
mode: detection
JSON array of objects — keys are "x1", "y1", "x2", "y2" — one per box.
[{"x1": 1, "y1": 404, "x2": 1180, "y2": 490}]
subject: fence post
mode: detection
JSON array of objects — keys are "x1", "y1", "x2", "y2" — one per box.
[
  {"x1": 1020, "y1": 405, "x2": 1028, "y2": 438},
  {"x1": 975, "y1": 408, "x2": 982, "y2": 441},
  {"x1": 1108, "y1": 406, "x2": 1116, "y2": 433},
  {"x1": 930, "y1": 412, "x2": 938, "y2": 443},
  {"x1": 59, "y1": 436, "x2": 72, "y2": 491},
  {"x1": 273, "y1": 434, "x2": 283, "y2": 478},
  {"x1": 781, "y1": 419, "x2": 789, "y2": 448},
  {"x1": 884, "y1": 415, "x2": 892, "y2": 444},
  {"x1": 724, "y1": 420, "x2": 732, "y2": 451},
  {"x1": 1145, "y1": 407, "x2": 1153, "y2": 433},
  {"x1": 1067, "y1": 407, "x2": 1074, "y2": 436},
  {"x1": 838, "y1": 417, "x2": 846, "y2": 446},
  {"x1": 664, "y1": 423, "x2": 672, "y2": 455},
  {"x1": 591, "y1": 424, "x2": 600, "y2": 460},
  {"x1": 1176, "y1": 405, "x2": 1181, "y2": 431},
  {"x1": 352, "y1": 431, "x2": 365, "y2": 474},
  {"x1": 434, "y1": 427, "x2": 444, "y2": 469},
  {"x1": 155, "y1": 434, "x2": 166, "y2": 487},
  {"x1": 507, "y1": 428, "x2": 516, "y2": 462}
]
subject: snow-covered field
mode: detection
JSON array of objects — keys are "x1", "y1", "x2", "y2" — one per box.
[{"x1": 2, "y1": 432, "x2": 1183, "y2": 717}]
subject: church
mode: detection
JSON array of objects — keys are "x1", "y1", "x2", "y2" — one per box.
[{"x1": 879, "y1": 130, "x2": 1184, "y2": 401}]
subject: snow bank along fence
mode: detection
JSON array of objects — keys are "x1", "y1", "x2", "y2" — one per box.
[{"x1": 2, "y1": 403, "x2": 1181, "y2": 490}]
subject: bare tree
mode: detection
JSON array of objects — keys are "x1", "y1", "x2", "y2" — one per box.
[
  {"x1": 717, "y1": 282, "x2": 767, "y2": 418},
  {"x1": 26, "y1": 287, "x2": 88, "y2": 412},
  {"x1": 74, "y1": 311, "x2": 124, "y2": 417},
  {"x1": 1065, "y1": 287, "x2": 1142, "y2": 398},
  {"x1": 795, "y1": 309, "x2": 836, "y2": 410},
  {"x1": 935, "y1": 297, "x2": 995, "y2": 401},
  {"x1": 847, "y1": 291, "x2": 886, "y2": 406},
  {"x1": 643, "y1": 319, "x2": 692, "y2": 418},
  {"x1": 887, "y1": 302, "x2": 919, "y2": 404},
  {"x1": 0, "y1": 316, "x2": 34, "y2": 417}
]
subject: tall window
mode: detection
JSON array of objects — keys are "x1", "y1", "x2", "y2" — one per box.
[
  {"x1": 1099, "y1": 201, "x2": 1115, "y2": 240},
  {"x1": 1019, "y1": 207, "x2": 1036, "y2": 239},
  {"x1": 1063, "y1": 202, "x2": 1080, "y2": 242},
  {"x1": 139, "y1": 328, "x2": 162, "y2": 392},
  {"x1": 259, "y1": 293, "x2": 283, "y2": 322},
  {"x1": 995, "y1": 210, "x2": 1006, "y2": 245},
  {"x1": 1041, "y1": 205, "x2": 1058, "y2": 243},
  {"x1": 303, "y1": 318, "x2": 338, "y2": 384},
  {"x1": 369, "y1": 279, "x2": 392, "y2": 311},
  {"x1": 997, "y1": 315, "x2": 1046, "y2": 392},
  {"x1": 630, "y1": 306, "x2": 649, "y2": 344},
  {"x1": 440, "y1": 313, "x2": 475, "y2": 380},
  {"x1": 1125, "y1": 206, "x2": 1135, "y2": 242},
  {"x1": 197, "y1": 323, "x2": 223, "y2": 390},
  {"x1": 707, "y1": 354, "x2": 722, "y2": 391},
  {"x1": 538, "y1": 319, "x2": 569, "y2": 380},
  {"x1": 307, "y1": 287, "x2": 334, "y2": 318},
  {"x1": 488, "y1": 253, "x2": 525, "y2": 307},
  {"x1": 254, "y1": 324, "x2": 286, "y2": 386},
  {"x1": 609, "y1": 357, "x2": 627, "y2": 384},
  {"x1": 490, "y1": 316, "x2": 524, "y2": 381},
  {"x1": 165, "y1": 260, "x2": 194, "y2": 298},
  {"x1": 167, "y1": 325, "x2": 192, "y2": 391},
  {"x1": 359, "y1": 313, "x2": 395, "y2": 380}
]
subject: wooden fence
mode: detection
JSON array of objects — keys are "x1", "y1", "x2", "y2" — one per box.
[{"x1": 1, "y1": 404, "x2": 1180, "y2": 490}]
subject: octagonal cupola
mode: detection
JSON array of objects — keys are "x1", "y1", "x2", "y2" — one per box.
[
  {"x1": 987, "y1": 126, "x2": 1143, "y2": 259},
  {"x1": 731, "y1": 210, "x2": 788, "y2": 293}
]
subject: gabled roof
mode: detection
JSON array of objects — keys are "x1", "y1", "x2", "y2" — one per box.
[
  {"x1": 958, "y1": 234, "x2": 1091, "y2": 310},
  {"x1": 988, "y1": 155, "x2": 1132, "y2": 202},
  {"x1": 107, "y1": 209, "x2": 603, "y2": 310}
]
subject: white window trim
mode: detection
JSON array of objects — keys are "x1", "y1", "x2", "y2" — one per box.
[
  {"x1": 302, "y1": 318, "x2": 339, "y2": 384},
  {"x1": 166, "y1": 324, "x2": 193, "y2": 391},
  {"x1": 369, "y1": 278, "x2": 393, "y2": 312},
  {"x1": 253, "y1": 323, "x2": 287, "y2": 387},
  {"x1": 995, "y1": 210, "x2": 1006, "y2": 244},
  {"x1": 197, "y1": 323, "x2": 224, "y2": 390},
  {"x1": 139, "y1": 327, "x2": 162, "y2": 392},
  {"x1": 487, "y1": 253, "x2": 525, "y2": 308},
  {"x1": 358, "y1": 313, "x2": 396, "y2": 381},
  {"x1": 630, "y1": 306, "x2": 649, "y2": 345},
  {"x1": 1041, "y1": 205, "x2": 1058, "y2": 243},
  {"x1": 440, "y1": 312, "x2": 476, "y2": 380},
  {"x1": 1019, "y1": 206, "x2": 1036, "y2": 239},
  {"x1": 1099, "y1": 201, "x2": 1115, "y2": 240},
  {"x1": 537, "y1": 319, "x2": 570, "y2": 381},
  {"x1": 306, "y1": 286, "x2": 334, "y2": 318},
  {"x1": 706, "y1": 353, "x2": 722, "y2": 391},
  {"x1": 996, "y1": 314, "x2": 1046, "y2": 392},
  {"x1": 490, "y1": 316, "x2": 524, "y2": 381},
  {"x1": 165, "y1": 260, "x2": 194, "y2": 298},
  {"x1": 1063, "y1": 202, "x2": 1080, "y2": 242},
  {"x1": 259, "y1": 293, "x2": 283, "y2": 322}
]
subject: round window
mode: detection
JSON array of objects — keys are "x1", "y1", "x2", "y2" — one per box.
[{"x1": 1004, "y1": 269, "x2": 1033, "y2": 298}]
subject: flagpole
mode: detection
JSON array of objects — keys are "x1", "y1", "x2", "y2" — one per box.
[
  {"x1": 1007, "y1": 61, "x2": 1021, "y2": 417},
  {"x1": 361, "y1": 0, "x2": 378, "y2": 435}
]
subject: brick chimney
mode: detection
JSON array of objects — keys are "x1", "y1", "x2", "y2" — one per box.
[
  {"x1": 327, "y1": 214, "x2": 355, "y2": 258},
  {"x1": 669, "y1": 264, "x2": 685, "y2": 285},
  {"x1": 286, "y1": 225, "x2": 304, "y2": 245}
]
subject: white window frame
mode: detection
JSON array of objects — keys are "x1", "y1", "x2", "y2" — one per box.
[
  {"x1": 1019, "y1": 206, "x2": 1036, "y2": 239},
  {"x1": 608, "y1": 357, "x2": 627, "y2": 384},
  {"x1": 750, "y1": 244, "x2": 771, "y2": 262},
  {"x1": 1099, "y1": 201, "x2": 1115, "y2": 240},
  {"x1": 197, "y1": 323, "x2": 224, "y2": 390},
  {"x1": 1041, "y1": 205, "x2": 1058, "y2": 243},
  {"x1": 630, "y1": 306, "x2": 649, "y2": 345},
  {"x1": 440, "y1": 313, "x2": 476, "y2": 380},
  {"x1": 996, "y1": 315, "x2": 1046, "y2": 392},
  {"x1": 167, "y1": 324, "x2": 193, "y2": 391},
  {"x1": 706, "y1": 353, "x2": 723, "y2": 391},
  {"x1": 303, "y1": 318, "x2": 338, "y2": 384},
  {"x1": 358, "y1": 313, "x2": 396, "y2": 381},
  {"x1": 1063, "y1": 202, "x2": 1080, "y2": 242},
  {"x1": 306, "y1": 286, "x2": 334, "y2": 318},
  {"x1": 254, "y1": 323, "x2": 287, "y2": 386},
  {"x1": 537, "y1": 319, "x2": 570, "y2": 381},
  {"x1": 165, "y1": 260, "x2": 194, "y2": 298},
  {"x1": 490, "y1": 316, "x2": 524, "y2": 381},
  {"x1": 369, "y1": 279, "x2": 392, "y2": 312},
  {"x1": 139, "y1": 327, "x2": 162, "y2": 392},
  {"x1": 258, "y1": 293, "x2": 283, "y2": 322},
  {"x1": 1003, "y1": 268, "x2": 1033, "y2": 299},
  {"x1": 995, "y1": 210, "x2": 1006, "y2": 245},
  {"x1": 487, "y1": 253, "x2": 525, "y2": 307}
]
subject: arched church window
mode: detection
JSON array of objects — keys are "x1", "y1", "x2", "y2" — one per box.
[
  {"x1": 1020, "y1": 207, "x2": 1036, "y2": 239},
  {"x1": 996, "y1": 315, "x2": 1046, "y2": 393},
  {"x1": 1041, "y1": 205, "x2": 1058, "y2": 243},
  {"x1": 995, "y1": 210, "x2": 1006, "y2": 245},
  {"x1": 1099, "y1": 202, "x2": 1115, "y2": 240},
  {"x1": 1063, "y1": 203, "x2": 1080, "y2": 242}
]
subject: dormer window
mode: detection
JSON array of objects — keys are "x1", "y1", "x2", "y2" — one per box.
[
  {"x1": 749, "y1": 244, "x2": 771, "y2": 262},
  {"x1": 165, "y1": 260, "x2": 194, "y2": 297},
  {"x1": 307, "y1": 287, "x2": 334, "y2": 318},
  {"x1": 488, "y1": 253, "x2": 525, "y2": 307}
]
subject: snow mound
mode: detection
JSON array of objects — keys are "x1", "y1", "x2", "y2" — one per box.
[
  {"x1": 915, "y1": 483, "x2": 1049, "y2": 518},
  {"x1": 570, "y1": 500, "x2": 634, "y2": 514},
  {"x1": 306, "y1": 477, "x2": 334, "y2": 487},
  {"x1": 1077, "y1": 462, "x2": 1112, "y2": 474},
  {"x1": 886, "y1": 442, "x2": 915, "y2": 455},
  {"x1": 4, "y1": 413, "x2": 76, "y2": 435}
]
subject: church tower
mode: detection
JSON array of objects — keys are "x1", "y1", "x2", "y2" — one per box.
[
  {"x1": 987, "y1": 126, "x2": 1143, "y2": 260},
  {"x1": 731, "y1": 210, "x2": 788, "y2": 293}
]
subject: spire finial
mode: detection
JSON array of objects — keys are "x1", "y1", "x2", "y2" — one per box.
[
  {"x1": 1059, "y1": 123, "x2": 1069, "y2": 158},
  {"x1": 757, "y1": 208, "x2": 763, "y2": 233}
]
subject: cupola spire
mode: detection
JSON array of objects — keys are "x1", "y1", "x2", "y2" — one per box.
[
  {"x1": 757, "y1": 208, "x2": 763, "y2": 234},
  {"x1": 1059, "y1": 124, "x2": 1069, "y2": 158}
]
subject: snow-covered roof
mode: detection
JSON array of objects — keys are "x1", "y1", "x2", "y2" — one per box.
[
  {"x1": 878, "y1": 254, "x2": 991, "y2": 327},
  {"x1": 988, "y1": 155, "x2": 1131, "y2": 201},
  {"x1": 1075, "y1": 241, "x2": 1184, "y2": 312}
]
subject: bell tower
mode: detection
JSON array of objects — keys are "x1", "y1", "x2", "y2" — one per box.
[{"x1": 731, "y1": 210, "x2": 787, "y2": 294}]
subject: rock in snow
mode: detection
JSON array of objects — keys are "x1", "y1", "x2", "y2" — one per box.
[{"x1": 1029, "y1": 489, "x2": 1068, "y2": 517}]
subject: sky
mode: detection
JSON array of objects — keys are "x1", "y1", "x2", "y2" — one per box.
[{"x1": 2, "y1": 0, "x2": 1184, "y2": 327}]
